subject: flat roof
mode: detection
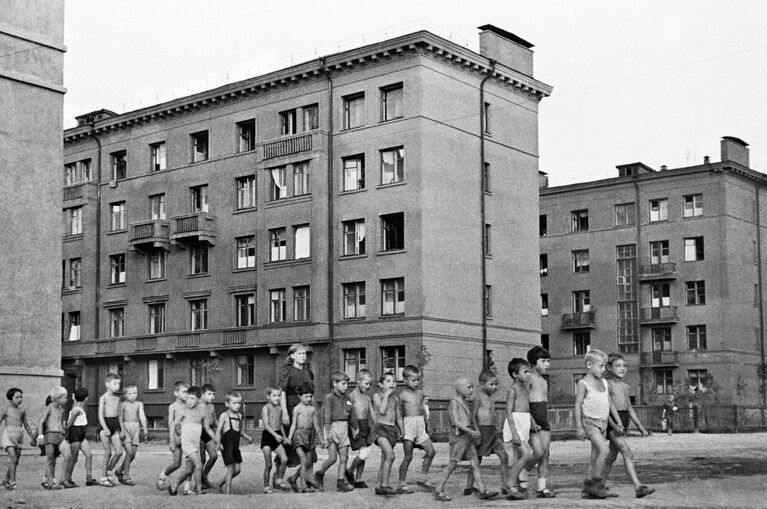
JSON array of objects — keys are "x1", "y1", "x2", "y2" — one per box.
[{"x1": 477, "y1": 24, "x2": 534, "y2": 48}]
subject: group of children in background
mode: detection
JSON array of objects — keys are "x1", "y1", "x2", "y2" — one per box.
[{"x1": 0, "y1": 345, "x2": 656, "y2": 501}]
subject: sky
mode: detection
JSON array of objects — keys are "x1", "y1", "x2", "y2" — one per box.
[{"x1": 63, "y1": 0, "x2": 767, "y2": 186}]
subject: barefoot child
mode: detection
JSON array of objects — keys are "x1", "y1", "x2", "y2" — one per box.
[
  {"x1": 261, "y1": 386, "x2": 289, "y2": 492},
  {"x1": 35, "y1": 386, "x2": 69, "y2": 490},
  {"x1": 346, "y1": 369, "x2": 374, "y2": 489},
  {"x1": 115, "y1": 384, "x2": 148, "y2": 485},
  {"x1": 527, "y1": 345, "x2": 554, "y2": 497},
  {"x1": 398, "y1": 365, "x2": 436, "y2": 492},
  {"x1": 315, "y1": 371, "x2": 357, "y2": 492},
  {"x1": 61, "y1": 387, "x2": 97, "y2": 488},
  {"x1": 1, "y1": 388, "x2": 34, "y2": 490},
  {"x1": 435, "y1": 376, "x2": 497, "y2": 502},
  {"x1": 198, "y1": 383, "x2": 218, "y2": 489},
  {"x1": 465, "y1": 370, "x2": 508, "y2": 496},
  {"x1": 157, "y1": 381, "x2": 188, "y2": 488},
  {"x1": 604, "y1": 353, "x2": 654, "y2": 498},
  {"x1": 98, "y1": 373, "x2": 123, "y2": 487},
  {"x1": 504, "y1": 358, "x2": 539, "y2": 500},
  {"x1": 216, "y1": 391, "x2": 253, "y2": 494},
  {"x1": 575, "y1": 349, "x2": 622, "y2": 499},
  {"x1": 372, "y1": 371, "x2": 401, "y2": 496},
  {"x1": 287, "y1": 384, "x2": 321, "y2": 493}
]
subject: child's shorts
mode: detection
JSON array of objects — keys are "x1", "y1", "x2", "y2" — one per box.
[
  {"x1": 222, "y1": 437, "x2": 242, "y2": 466},
  {"x1": 1, "y1": 427, "x2": 24, "y2": 449},
  {"x1": 403, "y1": 415, "x2": 429, "y2": 445},
  {"x1": 102, "y1": 416, "x2": 121, "y2": 436},
  {"x1": 328, "y1": 421, "x2": 350, "y2": 448},
  {"x1": 260, "y1": 430, "x2": 283, "y2": 451},
  {"x1": 529, "y1": 401, "x2": 551, "y2": 432},
  {"x1": 503, "y1": 412, "x2": 531, "y2": 443},
  {"x1": 292, "y1": 428, "x2": 317, "y2": 464},
  {"x1": 44, "y1": 431, "x2": 65, "y2": 457},
  {"x1": 583, "y1": 416, "x2": 608, "y2": 438},
  {"x1": 122, "y1": 422, "x2": 141, "y2": 446},
  {"x1": 449, "y1": 430, "x2": 478, "y2": 462},
  {"x1": 476, "y1": 425, "x2": 504, "y2": 457},
  {"x1": 350, "y1": 419, "x2": 372, "y2": 451},
  {"x1": 373, "y1": 423, "x2": 399, "y2": 448},
  {"x1": 67, "y1": 425, "x2": 87, "y2": 444}
]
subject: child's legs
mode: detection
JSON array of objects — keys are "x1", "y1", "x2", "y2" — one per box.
[
  {"x1": 587, "y1": 430, "x2": 610, "y2": 480},
  {"x1": 612, "y1": 436, "x2": 640, "y2": 487},
  {"x1": 337, "y1": 446, "x2": 349, "y2": 478},
  {"x1": 44, "y1": 444, "x2": 57, "y2": 483},
  {"x1": 202, "y1": 440, "x2": 218, "y2": 481},
  {"x1": 295, "y1": 447, "x2": 312, "y2": 484},
  {"x1": 169, "y1": 457, "x2": 194, "y2": 490},
  {"x1": 273, "y1": 445, "x2": 288, "y2": 481},
  {"x1": 122, "y1": 443, "x2": 136, "y2": 477},
  {"x1": 604, "y1": 434, "x2": 620, "y2": 480},
  {"x1": 437, "y1": 460, "x2": 457, "y2": 493},
  {"x1": 5, "y1": 447, "x2": 19, "y2": 482},
  {"x1": 531, "y1": 430, "x2": 551, "y2": 478},
  {"x1": 509, "y1": 442, "x2": 534, "y2": 488},
  {"x1": 420, "y1": 439, "x2": 436, "y2": 475},
  {"x1": 188, "y1": 453, "x2": 203, "y2": 490},
  {"x1": 262, "y1": 447, "x2": 273, "y2": 487},
  {"x1": 163, "y1": 447, "x2": 182, "y2": 476},
  {"x1": 99, "y1": 430, "x2": 111, "y2": 476},
  {"x1": 107, "y1": 433, "x2": 123, "y2": 471},
  {"x1": 398, "y1": 439, "x2": 414, "y2": 482},
  {"x1": 468, "y1": 457, "x2": 486, "y2": 493},
  {"x1": 377, "y1": 438, "x2": 395, "y2": 488},
  {"x1": 352, "y1": 446, "x2": 371, "y2": 479},
  {"x1": 465, "y1": 456, "x2": 481, "y2": 489},
  {"x1": 319, "y1": 442, "x2": 338, "y2": 474},
  {"x1": 496, "y1": 447, "x2": 510, "y2": 486},
  {"x1": 64, "y1": 441, "x2": 82, "y2": 481},
  {"x1": 80, "y1": 440, "x2": 94, "y2": 479}
]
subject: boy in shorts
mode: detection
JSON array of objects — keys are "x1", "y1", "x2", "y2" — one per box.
[
  {"x1": 287, "y1": 383, "x2": 321, "y2": 492},
  {"x1": 345, "y1": 369, "x2": 374, "y2": 489},
  {"x1": 261, "y1": 386, "x2": 289, "y2": 492},
  {"x1": 61, "y1": 387, "x2": 97, "y2": 488},
  {"x1": 35, "y1": 386, "x2": 69, "y2": 490},
  {"x1": 527, "y1": 345, "x2": 554, "y2": 497},
  {"x1": 398, "y1": 365, "x2": 436, "y2": 492},
  {"x1": 504, "y1": 358, "x2": 539, "y2": 500},
  {"x1": 216, "y1": 391, "x2": 253, "y2": 494},
  {"x1": 372, "y1": 371, "x2": 401, "y2": 495},
  {"x1": 465, "y1": 370, "x2": 508, "y2": 496},
  {"x1": 198, "y1": 383, "x2": 218, "y2": 489},
  {"x1": 315, "y1": 371, "x2": 357, "y2": 492},
  {"x1": 1, "y1": 388, "x2": 34, "y2": 490},
  {"x1": 98, "y1": 373, "x2": 122, "y2": 487},
  {"x1": 157, "y1": 381, "x2": 188, "y2": 489},
  {"x1": 115, "y1": 384, "x2": 148, "y2": 485},
  {"x1": 434, "y1": 376, "x2": 496, "y2": 502}
]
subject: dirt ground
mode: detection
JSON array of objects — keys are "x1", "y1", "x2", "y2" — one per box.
[{"x1": 2, "y1": 432, "x2": 767, "y2": 508}]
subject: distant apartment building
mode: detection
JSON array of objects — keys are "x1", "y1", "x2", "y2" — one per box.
[
  {"x1": 540, "y1": 137, "x2": 767, "y2": 407},
  {"x1": 61, "y1": 26, "x2": 551, "y2": 424}
]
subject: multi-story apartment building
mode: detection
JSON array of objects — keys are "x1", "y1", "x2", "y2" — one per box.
[
  {"x1": 61, "y1": 25, "x2": 551, "y2": 424},
  {"x1": 540, "y1": 137, "x2": 767, "y2": 407}
]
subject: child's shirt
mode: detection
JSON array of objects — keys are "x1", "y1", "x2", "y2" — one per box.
[
  {"x1": 324, "y1": 391, "x2": 357, "y2": 426},
  {"x1": 579, "y1": 378, "x2": 609, "y2": 420},
  {"x1": 448, "y1": 396, "x2": 473, "y2": 433}
]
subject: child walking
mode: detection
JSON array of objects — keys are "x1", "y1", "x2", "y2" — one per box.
[
  {"x1": 315, "y1": 371, "x2": 357, "y2": 492},
  {"x1": 504, "y1": 358, "x2": 539, "y2": 500},
  {"x1": 574, "y1": 349, "x2": 622, "y2": 499},
  {"x1": 35, "y1": 386, "x2": 70, "y2": 490},
  {"x1": 345, "y1": 369, "x2": 374, "y2": 489},
  {"x1": 1, "y1": 388, "x2": 34, "y2": 490},
  {"x1": 287, "y1": 384, "x2": 321, "y2": 492},
  {"x1": 261, "y1": 386, "x2": 289, "y2": 492},
  {"x1": 98, "y1": 373, "x2": 123, "y2": 487},
  {"x1": 216, "y1": 391, "x2": 253, "y2": 494},
  {"x1": 198, "y1": 383, "x2": 218, "y2": 489},
  {"x1": 604, "y1": 353, "x2": 654, "y2": 498},
  {"x1": 115, "y1": 383, "x2": 148, "y2": 485},
  {"x1": 157, "y1": 381, "x2": 188, "y2": 489},
  {"x1": 398, "y1": 365, "x2": 436, "y2": 492},
  {"x1": 61, "y1": 387, "x2": 97, "y2": 488},
  {"x1": 372, "y1": 371, "x2": 401, "y2": 496},
  {"x1": 662, "y1": 394, "x2": 678, "y2": 436},
  {"x1": 527, "y1": 346, "x2": 555, "y2": 497}
]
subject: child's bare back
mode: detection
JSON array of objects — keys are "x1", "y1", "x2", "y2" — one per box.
[{"x1": 528, "y1": 371, "x2": 548, "y2": 403}]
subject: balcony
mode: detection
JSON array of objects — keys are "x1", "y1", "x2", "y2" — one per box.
[
  {"x1": 640, "y1": 306, "x2": 679, "y2": 325},
  {"x1": 640, "y1": 350, "x2": 679, "y2": 367},
  {"x1": 639, "y1": 262, "x2": 678, "y2": 281},
  {"x1": 170, "y1": 212, "x2": 217, "y2": 246},
  {"x1": 261, "y1": 130, "x2": 328, "y2": 161},
  {"x1": 63, "y1": 182, "x2": 97, "y2": 203},
  {"x1": 128, "y1": 219, "x2": 170, "y2": 252},
  {"x1": 562, "y1": 310, "x2": 596, "y2": 330}
]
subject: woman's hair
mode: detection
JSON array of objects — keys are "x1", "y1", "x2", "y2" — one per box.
[{"x1": 284, "y1": 343, "x2": 312, "y2": 371}]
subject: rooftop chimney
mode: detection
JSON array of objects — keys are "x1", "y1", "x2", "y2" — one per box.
[
  {"x1": 75, "y1": 109, "x2": 118, "y2": 127},
  {"x1": 538, "y1": 171, "x2": 549, "y2": 189},
  {"x1": 478, "y1": 24, "x2": 534, "y2": 75},
  {"x1": 720, "y1": 136, "x2": 749, "y2": 167}
]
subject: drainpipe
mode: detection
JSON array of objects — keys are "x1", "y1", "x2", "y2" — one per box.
[
  {"x1": 319, "y1": 58, "x2": 335, "y2": 374},
  {"x1": 633, "y1": 175, "x2": 643, "y2": 404},
  {"x1": 479, "y1": 59, "x2": 495, "y2": 370},
  {"x1": 755, "y1": 182, "x2": 766, "y2": 416},
  {"x1": 89, "y1": 124, "x2": 102, "y2": 340}
]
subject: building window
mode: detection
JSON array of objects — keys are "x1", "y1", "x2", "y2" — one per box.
[
  {"x1": 280, "y1": 109, "x2": 297, "y2": 135},
  {"x1": 110, "y1": 202, "x2": 126, "y2": 231},
  {"x1": 190, "y1": 357, "x2": 214, "y2": 385},
  {"x1": 269, "y1": 166, "x2": 286, "y2": 200},
  {"x1": 541, "y1": 334, "x2": 549, "y2": 351},
  {"x1": 573, "y1": 290, "x2": 590, "y2": 313},
  {"x1": 343, "y1": 282, "x2": 366, "y2": 319},
  {"x1": 484, "y1": 285, "x2": 492, "y2": 317},
  {"x1": 483, "y1": 101, "x2": 491, "y2": 133},
  {"x1": 294, "y1": 225, "x2": 310, "y2": 259},
  {"x1": 150, "y1": 142, "x2": 166, "y2": 172},
  {"x1": 236, "y1": 119, "x2": 256, "y2": 153},
  {"x1": 483, "y1": 162, "x2": 491, "y2": 193},
  {"x1": 572, "y1": 249, "x2": 590, "y2": 273},
  {"x1": 64, "y1": 159, "x2": 91, "y2": 185},
  {"x1": 683, "y1": 194, "x2": 703, "y2": 217},
  {"x1": 191, "y1": 131, "x2": 209, "y2": 162},
  {"x1": 540, "y1": 254, "x2": 548, "y2": 277},
  {"x1": 684, "y1": 237, "x2": 704, "y2": 261},
  {"x1": 343, "y1": 349, "x2": 367, "y2": 380},
  {"x1": 236, "y1": 355, "x2": 255, "y2": 386},
  {"x1": 109, "y1": 308, "x2": 124, "y2": 338},
  {"x1": 650, "y1": 283, "x2": 671, "y2": 308},
  {"x1": 149, "y1": 194, "x2": 166, "y2": 220},
  {"x1": 293, "y1": 161, "x2": 310, "y2": 196},
  {"x1": 686, "y1": 281, "x2": 706, "y2": 305},
  {"x1": 107, "y1": 362, "x2": 124, "y2": 380},
  {"x1": 147, "y1": 359, "x2": 164, "y2": 390},
  {"x1": 190, "y1": 299, "x2": 208, "y2": 331},
  {"x1": 235, "y1": 294, "x2": 255, "y2": 327},
  {"x1": 541, "y1": 294, "x2": 548, "y2": 317},
  {"x1": 149, "y1": 303, "x2": 165, "y2": 334},
  {"x1": 380, "y1": 83, "x2": 403, "y2": 121},
  {"x1": 381, "y1": 278, "x2": 405, "y2": 316},
  {"x1": 539, "y1": 214, "x2": 547, "y2": 237},
  {"x1": 484, "y1": 224, "x2": 492, "y2": 256},
  {"x1": 380, "y1": 147, "x2": 404, "y2": 185},
  {"x1": 617, "y1": 244, "x2": 639, "y2": 354},
  {"x1": 615, "y1": 202, "x2": 636, "y2": 226},
  {"x1": 688, "y1": 369, "x2": 709, "y2": 390},
  {"x1": 649, "y1": 198, "x2": 668, "y2": 222},
  {"x1": 654, "y1": 369, "x2": 674, "y2": 394},
  {"x1": 381, "y1": 345, "x2": 405, "y2": 380},
  {"x1": 68, "y1": 258, "x2": 82, "y2": 289},
  {"x1": 687, "y1": 325, "x2": 707, "y2": 350},
  {"x1": 270, "y1": 289, "x2": 286, "y2": 323},
  {"x1": 652, "y1": 327, "x2": 672, "y2": 352},
  {"x1": 381, "y1": 212, "x2": 404, "y2": 251},
  {"x1": 109, "y1": 254, "x2": 126, "y2": 284},
  {"x1": 190, "y1": 244, "x2": 209, "y2": 275},
  {"x1": 191, "y1": 185, "x2": 209, "y2": 213},
  {"x1": 148, "y1": 249, "x2": 166, "y2": 280},
  {"x1": 235, "y1": 176, "x2": 256, "y2": 209},
  {"x1": 67, "y1": 311, "x2": 81, "y2": 341},
  {"x1": 269, "y1": 228, "x2": 286, "y2": 261},
  {"x1": 573, "y1": 332, "x2": 591, "y2": 355},
  {"x1": 302, "y1": 104, "x2": 319, "y2": 131},
  {"x1": 293, "y1": 286, "x2": 310, "y2": 321},
  {"x1": 343, "y1": 93, "x2": 365, "y2": 129},
  {"x1": 110, "y1": 150, "x2": 127, "y2": 180},
  {"x1": 343, "y1": 155, "x2": 365, "y2": 191},
  {"x1": 67, "y1": 207, "x2": 83, "y2": 235},
  {"x1": 650, "y1": 240, "x2": 669, "y2": 264},
  {"x1": 343, "y1": 219, "x2": 366, "y2": 256},
  {"x1": 571, "y1": 209, "x2": 589, "y2": 232},
  {"x1": 233, "y1": 236, "x2": 256, "y2": 269}
]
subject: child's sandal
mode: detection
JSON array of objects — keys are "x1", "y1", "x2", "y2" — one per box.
[
  {"x1": 263, "y1": 486, "x2": 273, "y2": 494},
  {"x1": 435, "y1": 492, "x2": 451, "y2": 502}
]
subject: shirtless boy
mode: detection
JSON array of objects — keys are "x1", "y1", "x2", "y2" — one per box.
[
  {"x1": 115, "y1": 384, "x2": 148, "y2": 485},
  {"x1": 371, "y1": 371, "x2": 402, "y2": 495},
  {"x1": 36, "y1": 386, "x2": 70, "y2": 490},
  {"x1": 1, "y1": 388, "x2": 34, "y2": 490},
  {"x1": 158, "y1": 381, "x2": 188, "y2": 488},
  {"x1": 198, "y1": 383, "x2": 218, "y2": 489},
  {"x1": 98, "y1": 373, "x2": 123, "y2": 487},
  {"x1": 465, "y1": 370, "x2": 508, "y2": 496},
  {"x1": 287, "y1": 384, "x2": 321, "y2": 492},
  {"x1": 526, "y1": 346, "x2": 555, "y2": 497},
  {"x1": 261, "y1": 386, "x2": 289, "y2": 492},
  {"x1": 398, "y1": 365, "x2": 436, "y2": 491},
  {"x1": 504, "y1": 358, "x2": 539, "y2": 500},
  {"x1": 346, "y1": 369, "x2": 374, "y2": 489}
]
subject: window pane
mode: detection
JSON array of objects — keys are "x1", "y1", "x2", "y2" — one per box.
[{"x1": 295, "y1": 225, "x2": 310, "y2": 259}]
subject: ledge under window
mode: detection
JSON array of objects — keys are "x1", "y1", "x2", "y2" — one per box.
[
  {"x1": 339, "y1": 188, "x2": 367, "y2": 196},
  {"x1": 377, "y1": 249, "x2": 406, "y2": 257},
  {"x1": 264, "y1": 257, "x2": 312, "y2": 270},
  {"x1": 233, "y1": 267, "x2": 257, "y2": 273},
  {"x1": 339, "y1": 253, "x2": 367, "y2": 261},
  {"x1": 63, "y1": 234, "x2": 84, "y2": 243},
  {"x1": 377, "y1": 181, "x2": 406, "y2": 190},
  {"x1": 233, "y1": 207, "x2": 257, "y2": 215}
]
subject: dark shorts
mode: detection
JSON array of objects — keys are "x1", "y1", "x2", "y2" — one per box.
[
  {"x1": 103, "y1": 416, "x2": 121, "y2": 436},
  {"x1": 261, "y1": 430, "x2": 283, "y2": 451},
  {"x1": 222, "y1": 436, "x2": 242, "y2": 466},
  {"x1": 68, "y1": 425, "x2": 87, "y2": 444},
  {"x1": 608, "y1": 410, "x2": 631, "y2": 435},
  {"x1": 530, "y1": 402, "x2": 550, "y2": 432},
  {"x1": 200, "y1": 428, "x2": 214, "y2": 444},
  {"x1": 374, "y1": 423, "x2": 398, "y2": 448},
  {"x1": 292, "y1": 428, "x2": 317, "y2": 464},
  {"x1": 449, "y1": 430, "x2": 478, "y2": 462},
  {"x1": 350, "y1": 419, "x2": 372, "y2": 451},
  {"x1": 476, "y1": 425, "x2": 504, "y2": 457}
]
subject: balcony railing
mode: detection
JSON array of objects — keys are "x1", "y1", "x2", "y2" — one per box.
[
  {"x1": 95, "y1": 341, "x2": 116, "y2": 354},
  {"x1": 263, "y1": 132, "x2": 312, "y2": 159},
  {"x1": 177, "y1": 333, "x2": 201, "y2": 348},
  {"x1": 63, "y1": 182, "x2": 97, "y2": 202},
  {"x1": 128, "y1": 219, "x2": 170, "y2": 251},
  {"x1": 640, "y1": 350, "x2": 679, "y2": 366},
  {"x1": 562, "y1": 310, "x2": 596, "y2": 330},
  {"x1": 639, "y1": 262, "x2": 678, "y2": 281},
  {"x1": 639, "y1": 306, "x2": 679, "y2": 324},
  {"x1": 135, "y1": 336, "x2": 158, "y2": 352},
  {"x1": 170, "y1": 212, "x2": 217, "y2": 245},
  {"x1": 222, "y1": 330, "x2": 247, "y2": 345}
]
